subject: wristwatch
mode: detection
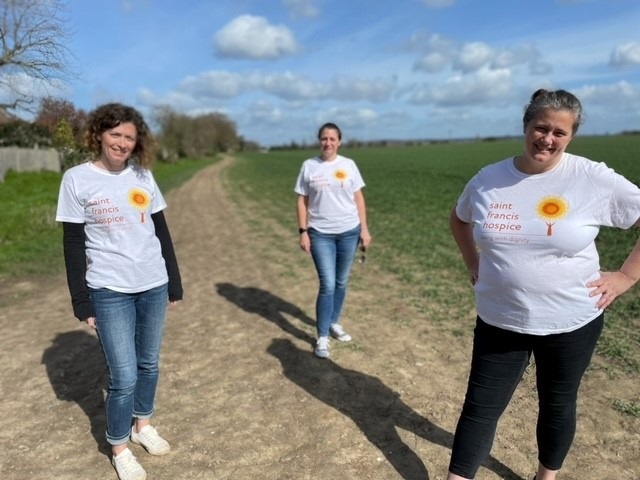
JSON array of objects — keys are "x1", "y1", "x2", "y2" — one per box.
[{"x1": 299, "y1": 228, "x2": 308, "y2": 234}]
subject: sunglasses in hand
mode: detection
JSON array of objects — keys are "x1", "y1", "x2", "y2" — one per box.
[{"x1": 358, "y1": 243, "x2": 366, "y2": 264}]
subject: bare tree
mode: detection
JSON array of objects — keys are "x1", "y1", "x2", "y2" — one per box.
[{"x1": 0, "y1": 0, "x2": 74, "y2": 112}]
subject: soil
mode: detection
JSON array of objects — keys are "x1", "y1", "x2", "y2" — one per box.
[{"x1": 0, "y1": 156, "x2": 638, "y2": 480}]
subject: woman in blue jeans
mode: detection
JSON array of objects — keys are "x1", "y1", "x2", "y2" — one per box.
[
  {"x1": 57, "y1": 103, "x2": 183, "y2": 480},
  {"x1": 295, "y1": 122, "x2": 372, "y2": 358}
]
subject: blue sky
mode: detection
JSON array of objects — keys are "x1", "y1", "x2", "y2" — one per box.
[{"x1": 56, "y1": 0, "x2": 640, "y2": 146}]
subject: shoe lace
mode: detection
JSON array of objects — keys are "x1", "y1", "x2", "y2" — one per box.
[
  {"x1": 115, "y1": 451, "x2": 140, "y2": 475},
  {"x1": 140, "y1": 426, "x2": 162, "y2": 444}
]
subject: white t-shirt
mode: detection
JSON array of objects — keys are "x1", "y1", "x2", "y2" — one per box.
[
  {"x1": 294, "y1": 155, "x2": 365, "y2": 234},
  {"x1": 56, "y1": 162, "x2": 169, "y2": 293},
  {"x1": 456, "y1": 153, "x2": 640, "y2": 335}
]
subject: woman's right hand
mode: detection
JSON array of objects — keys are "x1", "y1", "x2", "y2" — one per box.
[
  {"x1": 84, "y1": 317, "x2": 97, "y2": 330},
  {"x1": 299, "y1": 231, "x2": 311, "y2": 253}
]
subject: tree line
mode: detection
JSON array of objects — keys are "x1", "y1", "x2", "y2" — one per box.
[{"x1": 0, "y1": 96, "x2": 260, "y2": 170}]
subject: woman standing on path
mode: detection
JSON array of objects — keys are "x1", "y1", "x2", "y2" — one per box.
[
  {"x1": 56, "y1": 103, "x2": 183, "y2": 480},
  {"x1": 294, "y1": 122, "x2": 372, "y2": 359},
  {"x1": 448, "y1": 89, "x2": 640, "y2": 480}
]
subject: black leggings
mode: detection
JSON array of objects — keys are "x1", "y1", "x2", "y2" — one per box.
[{"x1": 448, "y1": 314, "x2": 604, "y2": 478}]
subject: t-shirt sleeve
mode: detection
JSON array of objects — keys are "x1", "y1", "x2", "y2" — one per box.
[
  {"x1": 294, "y1": 163, "x2": 308, "y2": 196},
  {"x1": 586, "y1": 161, "x2": 640, "y2": 229},
  {"x1": 149, "y1": 172, "x2": 167, "y2": 214},
  {"x1": 609, "y1": 174, "x2": 640, "y2": 228},
  {"x1": 455, "y1": 177, "x2": 477, "y2": 223},
  {"x1": 56, "y1": 171, "x2": 85, "y2": 223},
  {"x1": 350, "y1": 161, "x2": 366, "y2": 191}
]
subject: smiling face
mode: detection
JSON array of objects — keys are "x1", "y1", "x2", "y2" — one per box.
[
  {"x1": 96, "y1": 122, "x2": 138, "y2": 172},
  {"x1": 318, "y1": 127, "x2": 341, "y2": 161},
  {"x1": 519, "y1": 109, "x2": 575, "y2": 174}
]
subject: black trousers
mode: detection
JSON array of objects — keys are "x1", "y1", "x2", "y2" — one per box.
[{"x1": 448, "y1": 313, "x2": 604, "y2": 478}]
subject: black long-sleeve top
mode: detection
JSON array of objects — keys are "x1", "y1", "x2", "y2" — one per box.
[{"x1": 62, "y1": 210, "x2": 183, "y2": 321}]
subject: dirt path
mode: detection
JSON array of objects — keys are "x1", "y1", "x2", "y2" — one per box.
[{"x1": 0, "y1": 157, "x2": 638, "y2": 480}]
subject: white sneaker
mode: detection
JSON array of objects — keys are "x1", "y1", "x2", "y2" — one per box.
[
  {"x1": 111, "y1": 448, "x2": 146, "y2": 480},
  {"x1": 130, "y1": 425, "x2": 170, "y2": 456},
  {"x1": 314, "y1": 336, "x2": 330, "y2": 358},
  {"x1": 330, "y1": 324, "x2": 352, "y2": 342}
]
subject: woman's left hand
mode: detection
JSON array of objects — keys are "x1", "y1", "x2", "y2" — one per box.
[{"x1": 587, "y1": 271, "x2": 636, "y2": 309}]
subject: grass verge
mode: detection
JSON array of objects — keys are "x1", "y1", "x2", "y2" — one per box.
[{"x1": 0, "y1": 156, "x2": 218, "y2": 280}]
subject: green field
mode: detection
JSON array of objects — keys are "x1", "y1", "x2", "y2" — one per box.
[{"x1": 229, "y1": 135, "x2": 640, "y2": 381}]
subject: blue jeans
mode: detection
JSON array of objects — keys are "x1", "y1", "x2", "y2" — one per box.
[
  {"x1": 91, "y1": 284, "x2": 169, "y2": 446},
  {"x1": 309, "y1": 225, "x2": 361, "y2": 337},
  {"x1": 449, "y1": 314, "x2": 604, "y2": 477}
]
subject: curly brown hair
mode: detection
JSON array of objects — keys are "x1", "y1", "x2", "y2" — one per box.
[{"x1": 84, "y1": 103, "x2": 155, "y2": 168}]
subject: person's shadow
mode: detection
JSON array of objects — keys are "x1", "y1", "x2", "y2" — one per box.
[
  {"x1": 215, "y1": 282, "x2": 523, "y2": 479},
  {"x1": 42, "y1": 330, "x2": 110, "y2": 456},
  {"x1": 216, "y1": 282, "x2": 316, "y2": 345},
  {"x1": 268, "y1": 338, "x2": 523, "y2": 480}
]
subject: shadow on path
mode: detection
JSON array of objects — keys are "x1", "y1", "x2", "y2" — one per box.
[
  {"x1": 217, "y1": 282, "x2": 523, "y2": 479},
  {"x1": 267, "y1": 339, "x2": 524, "y2": 480},
  {"x1": 216, "y1": 282, "x2": 316, "y2": 344},
  {"x1": 42, "y1": 330, "x2": 110, "y2": 456}
]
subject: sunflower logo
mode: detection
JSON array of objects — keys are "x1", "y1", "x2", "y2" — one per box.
[
  {"x1": 128, "y1": 188, "x2": 151, "y2": 223},
  {"x1": 334, "y1": 169, "x2": 348, "y2": 187},
  {"x1": 537, "y1": 196, "x2": 569, "y2": 236}
]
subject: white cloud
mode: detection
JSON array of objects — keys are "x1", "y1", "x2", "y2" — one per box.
[
  {"x1": 260, "y1": 71, "x2": 321, "y2": 99},
  {"x1": 179, "y1": 71, "x2": 247, "y2": 99},
  {"x1": 609, "y1": 42, "x2": 640, "y2": 69},
  {"x1": 330, "y1": 76, "x2": 395, "y2": 102},
  {"x1": 414, "y1": 52, "x2": 449, "y2": 72},
  {"x1": 167, "y1": 70, "x2": 395, "y2": 104},
  {"x1": 421, "y1": 0, "x2": 456, "y2": 7},
  {"x1": 139, "y1": 85, "x2": 222, "y2": 113},
  {"x1": 529, "y1": 60, "x2": 553, "y2": 76},
  {"x1": 318, "y1": 107, "x2": 380, "y2": 130},
  {"x1": 0, "y1": 72, "x2": 67, "y2": 110},
  {"x1": 577, "y1": 81, "x2": 640, "y2": 110},
  {"x1": 245, "y1": 99, "x2": 285, "y2": 125},
  {"x1": 412, "y1": 32, "x2": 455, "y2": 72},
  {"x1": 491, "y1": 44, "x2": 538, "y2": 68},
  {"x1": 313, "y1": 108, "x2": 414, "y2": 142},
  {"x1": 283, "y1": 0, "x2": 319, "y2": 18},
  {"x1": 410, "y1": 67, "x2": 514, "y2": 106},
  {"x1": 412, "y1": 36, "x2": 545, "y2": 76},
  {"x1": 121, "y1": 0, "x2": 150, "y2": 13},
  {"x1": 214, "y1": 15, "x2": 300, "y2": 60},
  {"x1": 453, "y1": 42, "x2": 494, "y2": 73},
  {"x1": 572, "y1": 81, "x2": 640, "y2": 134}
]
